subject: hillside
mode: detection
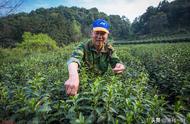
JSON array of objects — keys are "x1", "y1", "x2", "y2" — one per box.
[{"x1": 0, "y1": 0, "x2": 190, "y2": 47}]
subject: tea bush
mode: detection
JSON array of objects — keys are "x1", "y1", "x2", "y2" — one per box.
[
  {"x1": 122, "y1": 43, "x2": 190, "y2": 123},
  {"x1": 0, "y1": 43, "x2": 168, "y2": 123},
  {"x1": 0, "y1": 43, "x2": 189, "y2": 123}
]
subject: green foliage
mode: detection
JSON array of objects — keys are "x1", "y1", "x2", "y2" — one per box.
[
  {"x1": 132, "y1": 0, "x2": 190, "y2": 36},
  {"x1": 0, "y1": 6, "x2": 131, "y2": 48},
  {"x1": 109, "y1": 15, "x2": 131, "y2": 40},
  {"x1": 123, "y1": 43, "x2": 190, "y2": 122},
  {"x1": 18, "y1": 32, "x2": 58, "y2": 52},
  {"x1": 0, "y1": 42, "x2": 189, "y2": 123},
  {"x1": 69, "y1": 20, "x2": 82, "y2": 42},
  {"x1": 1, "y1": 0, "x2": 190, "y2": 48},
  {"x1": 114, "y1": 34, "x2": 190, "y2": 44}
]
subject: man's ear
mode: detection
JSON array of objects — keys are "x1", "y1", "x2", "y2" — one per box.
[
  {"x1": 90, "y1": 30, "x2": 92, "y2": 34},
  {"x1": 90, "y1": 30, "x2": 93, "y2": 37},
  {"x1": 91, "y1": 30, "x2": 96, "y2": 37}
]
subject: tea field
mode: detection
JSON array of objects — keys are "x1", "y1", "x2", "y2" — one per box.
[{"x1": 0, "y1": 42, "x2": 190, "y2": 123}]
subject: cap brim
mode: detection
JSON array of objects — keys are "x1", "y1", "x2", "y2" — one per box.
[{"x1": 93, "y1": 27, "x2": 109, "y2": 33}]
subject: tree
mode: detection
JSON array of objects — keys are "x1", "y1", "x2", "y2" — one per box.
[
  {"x1": 131, "y1": 0, "x2": 190, "y2": 36},
  {"x1": 157, "y1": 0, "x2": 170, "y2": 13},
  {"x1": 0, "y1": 0, "x2": 23, "y2": 16},
  {"x1": 18, "y1": 32, "x2": 58, "y2": 51},
  {"x1": 131, "y1": 17, "x2": 141, "y2": 35},
  {"x1": 148, "y1": 12, "x2": 169, "y2": 35},
  {"x1": 69, "y1": 20, "x2": 82, "y2": 42}
]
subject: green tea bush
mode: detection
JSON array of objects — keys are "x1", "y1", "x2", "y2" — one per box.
[
  {"x1": 0, "y1": 48, "x2": 26, "y2": 65},
  {"x1": 0, "y1": 44, "x2": 168, "y2": 123},
  {"x1": 125, "y1": 43, "x2": 190, "y2": 122}
]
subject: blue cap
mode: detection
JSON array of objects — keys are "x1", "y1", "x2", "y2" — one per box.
[{"x1": 92, "y1": 19, "x2": 110, "y2": 33}]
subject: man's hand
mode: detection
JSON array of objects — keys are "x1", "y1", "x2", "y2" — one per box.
[
  {"x1": 112, "y1": 63, "x2": 125, "y2": 74},
  {"x1": 65, "y1": 77, "x2": 79, "y2": 96},
  {"x1": 65, "y1": 62, "x2": 79, "y2": 96}
]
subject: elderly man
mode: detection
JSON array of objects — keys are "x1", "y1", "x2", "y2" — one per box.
[{"x1": 65, "y1": 19, "x2": 125, "y2": 96}]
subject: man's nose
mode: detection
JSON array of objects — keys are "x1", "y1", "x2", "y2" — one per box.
[{"x1": 97, "y1": 34, "x2": 103, "y2": 39}]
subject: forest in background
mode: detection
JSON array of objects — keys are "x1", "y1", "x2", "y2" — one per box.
[
  {"x1": 0, "y1": 0, "x2": 190, "y2": 47},
  {"x1": 0, "y1": 0, "x2": 190, "y2": 123}
]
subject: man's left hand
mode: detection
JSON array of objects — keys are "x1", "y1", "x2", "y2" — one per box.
[{"x1": 112, "y1": 63, "x2": 125, "y2": 74}]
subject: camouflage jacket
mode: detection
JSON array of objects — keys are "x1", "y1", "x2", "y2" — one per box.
[{"x1": 67, "y1": 40, "x2": 121, "y2": 74}]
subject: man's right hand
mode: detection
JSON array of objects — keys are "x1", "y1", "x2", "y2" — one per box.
[
  {"x1": 65, "y1": 62, "x2": 79, "y2": 96},
  {"x1": 65, "y1": 77, "x2": 79, "y2": 96}
]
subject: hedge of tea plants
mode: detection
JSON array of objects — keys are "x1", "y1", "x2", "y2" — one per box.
[
  {"x1": 114, "y1": 34, "x2": 190, "y2": 44},
  {"x1": 0, "y1": 42, "x2": 190, "y2": 123},
  {"x1": 117, "y1": 43, "x2": 190, "y2": 123}
]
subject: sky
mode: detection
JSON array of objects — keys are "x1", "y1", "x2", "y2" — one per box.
[{"x1": 17, "y1": 0, "x2": 174, "y2": 22}]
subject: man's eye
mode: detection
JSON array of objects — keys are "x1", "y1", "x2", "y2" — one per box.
[{"x1": 95, "y1": 32, "x2": 106, "y2": 35}]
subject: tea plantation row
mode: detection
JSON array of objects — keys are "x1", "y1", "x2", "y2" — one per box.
[{"x1": 0, "y1": 43, "x2": 190, "y2": 123}]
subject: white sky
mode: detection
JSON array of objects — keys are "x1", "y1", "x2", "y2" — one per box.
[
  {"x1": 72, "y1": 0, "x2": 174, "y2": 22},
  {"x1": 19, "y1": 0, "x2": 175, "y2": 22}
]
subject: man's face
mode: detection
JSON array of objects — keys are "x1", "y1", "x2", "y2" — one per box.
[{"x1": 91, "y1": 30, "x2": 109, "y2": 50}]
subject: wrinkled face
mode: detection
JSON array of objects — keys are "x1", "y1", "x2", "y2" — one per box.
[{"x1": 91, "y1": 30, "x2": 109, "y2": 51}]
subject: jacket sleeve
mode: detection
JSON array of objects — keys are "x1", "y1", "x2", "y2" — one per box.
[
  {"x1": 109, "y1": 49, "x2": 122, "y2": 68},
  {"x1": 67, "y1": 43, "x2": 84, "y2": 67}
]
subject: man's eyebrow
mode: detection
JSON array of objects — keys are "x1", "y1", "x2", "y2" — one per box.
[{"x1": 97, "y1": 31, "x2": 106, "y2": 33}]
